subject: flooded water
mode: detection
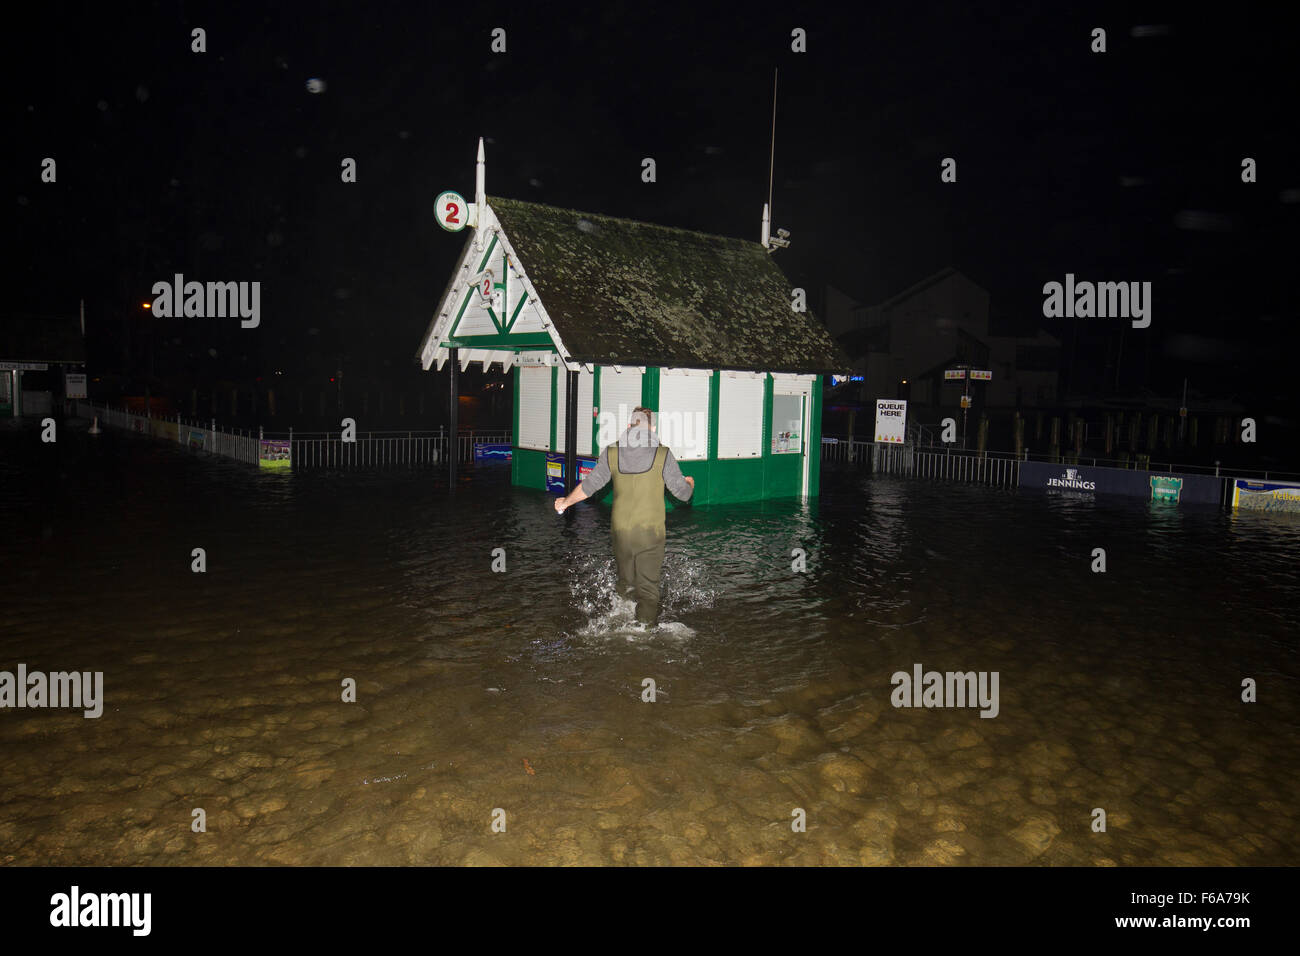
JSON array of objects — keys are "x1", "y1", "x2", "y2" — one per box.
[{"x1": 2, "y1": 420, "x2": 1297, "y2": 866}]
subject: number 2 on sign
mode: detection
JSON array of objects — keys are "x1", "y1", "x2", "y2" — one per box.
[{"x1": 435, "y1": 191, "x2": 467, "y2": 232}]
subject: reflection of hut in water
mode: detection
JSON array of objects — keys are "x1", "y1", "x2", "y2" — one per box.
[{"x1": 416, "y1": 142, "x2": 850, "y2": 505}]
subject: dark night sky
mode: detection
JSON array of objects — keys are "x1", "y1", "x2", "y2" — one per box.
[{"x1": 5, "y1": 0, "x2": 1298, "y2": 411}]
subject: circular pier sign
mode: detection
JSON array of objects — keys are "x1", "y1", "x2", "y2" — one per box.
[{"x1": 435, "y1": 190, "x2": 468, "y2": 232}]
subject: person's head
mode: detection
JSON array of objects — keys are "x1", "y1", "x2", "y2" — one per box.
[{"x1": 628, "y1": 406, "x2": 654, "y2": 431}]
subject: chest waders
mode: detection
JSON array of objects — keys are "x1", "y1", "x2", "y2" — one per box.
[{"x1": 609, "y1": 445, "x2": 668, "y2": 625}]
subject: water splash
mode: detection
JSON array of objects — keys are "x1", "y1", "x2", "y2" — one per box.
[{"x1": 568, "y1": 550, "x2": 710, "y2": 639}]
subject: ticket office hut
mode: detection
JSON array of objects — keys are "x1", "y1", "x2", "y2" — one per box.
[{"x1": 417, "y1": 193, "x2": 848, "y2": 506}]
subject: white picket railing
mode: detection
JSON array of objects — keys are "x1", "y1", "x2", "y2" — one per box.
[{"x1": 74, "y1": 402, "x2": 511, "y2": 470}]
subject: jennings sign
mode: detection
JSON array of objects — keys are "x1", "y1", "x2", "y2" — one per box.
[{"x1": 1020, "y1": 461, "x2": 1221, "y2": 505}]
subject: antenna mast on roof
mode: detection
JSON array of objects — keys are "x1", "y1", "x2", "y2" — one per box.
[{"x1": 763, "y1": 68, "x2": 790, "y2": 253}]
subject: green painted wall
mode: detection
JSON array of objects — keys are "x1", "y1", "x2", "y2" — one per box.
[
  {"x1": 591, "y1": 365, "x2": 601, "y2": 453},
  {"x1": 764, "y1": 452, "x2": 803, "y2": 498},
  {"x1": 512, "y1": 446, "x2": 551, "y2": 491},
  {"x1": 642, "y1": 366, "x2": 660, "y2": 412},
  {"x1": 808, "y1": 375, "x2": 824, "y2": 494}
]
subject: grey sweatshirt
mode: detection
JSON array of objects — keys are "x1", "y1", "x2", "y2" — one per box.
[{"x1": 580, "y1": 426, "x2": 694, "y2": 501}]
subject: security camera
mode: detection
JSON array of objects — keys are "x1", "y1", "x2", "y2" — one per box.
[{"x1": 777, "y1": 228, "x2": 790, "y2": 239}]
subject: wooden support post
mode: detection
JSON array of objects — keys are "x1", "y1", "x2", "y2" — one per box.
[
  {"x1": 449, "y1": 348, "x2": 459, "y2": 485},
  {"x1": 564, "y1": 367, "x2": 579, "y2": 494}
]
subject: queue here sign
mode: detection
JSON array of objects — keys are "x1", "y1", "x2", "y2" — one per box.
[{"x1": 875, "y1": 399, "x2": 907, "y2": 443}]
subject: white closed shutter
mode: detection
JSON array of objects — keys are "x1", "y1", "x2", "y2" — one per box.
[
  {"x1": 554, "y1": 367, "x2": 595, "y2": 454},
  {"x1": 771, "y1": 373, "x2": 814, "y2": 395},
  {"x1": 717, "y1": 372, "x2": 765, "y2": 458},
  {"x1": 554, "y1": 368, "x2": 565, "y2": 452},
  {"x1": 517, "y1": 365, "x2": 552, "y2": 450},
  {"x1": 596, "y1": 367, "x2": 643, "y2": 448},
  {"x1": 577, "y1": 369, "x2": 594, "y2": 455},
  {"x1": 658, "y1": 368, "x2": 711, "y2": 460}
]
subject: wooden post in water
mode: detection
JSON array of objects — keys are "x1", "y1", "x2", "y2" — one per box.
[
  {"x1": 1013, "y1": 411, "x2": 1023, "y2": 457},
  {"x1": 1049, "y1": 416, "x2": 1061, "y2": 461},
  {"x1": 1104, "y1": 413, "x2": 1113, "y2": 455},
  {"x1": 564, "y1": 367, "x2": 579, "y2": 494},
  {"x1": 449, "y1": 348, "x2": 459, "y2": 485}
]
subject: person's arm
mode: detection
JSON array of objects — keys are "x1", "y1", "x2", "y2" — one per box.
[
  {"x1": 661, "y1": 449, "x2": 695, "y2": 502},
  {"x1": 555, "y1": 447, "x2": 610, "y2": 513},
  {"x1": 555, "y1": 483, "x2": 589, "y2": 513}
]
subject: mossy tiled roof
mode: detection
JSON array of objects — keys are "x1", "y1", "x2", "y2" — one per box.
[{"x1": 489, "y1": 196, "x2": 850, "y2": 374}]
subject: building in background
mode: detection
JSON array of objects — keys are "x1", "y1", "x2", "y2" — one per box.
[
  {"x1": 823, "y1": 268, "x2": 1061, "y2": 416},
  {"x1": 0, "y1": 311, "x2": 86, "y2": 418}
]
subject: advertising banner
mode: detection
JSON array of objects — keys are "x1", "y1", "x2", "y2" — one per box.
[
  {"x1": 259, "y1": 439, "x2": 291, "y2": 470},
  {"x1": 1019, "y1": 461, "x2": 1222, "y2": 505},
  {"x1": 1148, "y1": 475, "x2": 1184, "y2": 502},
  {"x1": 545, "y1": 452, "x2": 596, "y2": 493},
  {"x1": 1232, "y1": 478, "x2": 1300, "y2": 512},
  {"x1": 65, "y1": 373, "x2": 87, "y2": 399},
  {"x1": 187, "y1": 429, "x2": 206, "y2": 451},
  {"x1": 473, "y1": 442, "x2": 513, "y2": 461},
  {"x1": 874, "y1": 399, "x2": 907, "y2": 444}
]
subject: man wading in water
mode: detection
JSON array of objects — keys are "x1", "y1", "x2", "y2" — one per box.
[{"x1": 554, "y1": 407, "x2": 694, "y2": 625}]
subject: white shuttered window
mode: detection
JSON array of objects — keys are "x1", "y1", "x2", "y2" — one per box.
[
  {"x1": 595, "y1": 367, "x2": 643, "y2": 448},
  {"x1": 658, "y1": 368, "x2": 711, "y2": 460},
  {"x1": 517, "y1": 365, "x2": 552, "y2": 450},
  {"x1": 717, "y1": 373, "x2": 765, "y2": 458},
  {"x1": 554, "y1": 367, "x2": 595, "y2": 455}
]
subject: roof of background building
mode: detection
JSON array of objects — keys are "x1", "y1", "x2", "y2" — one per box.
[
  {"x1": 489, "y1": 196, "x2": 851, "y2": 374},
  {"x1": 874, "y1": 266, "x2": 985, "y2": 311},
  {"x1": 0, "y1": 313, "x2": 85, "y2": 363}
]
